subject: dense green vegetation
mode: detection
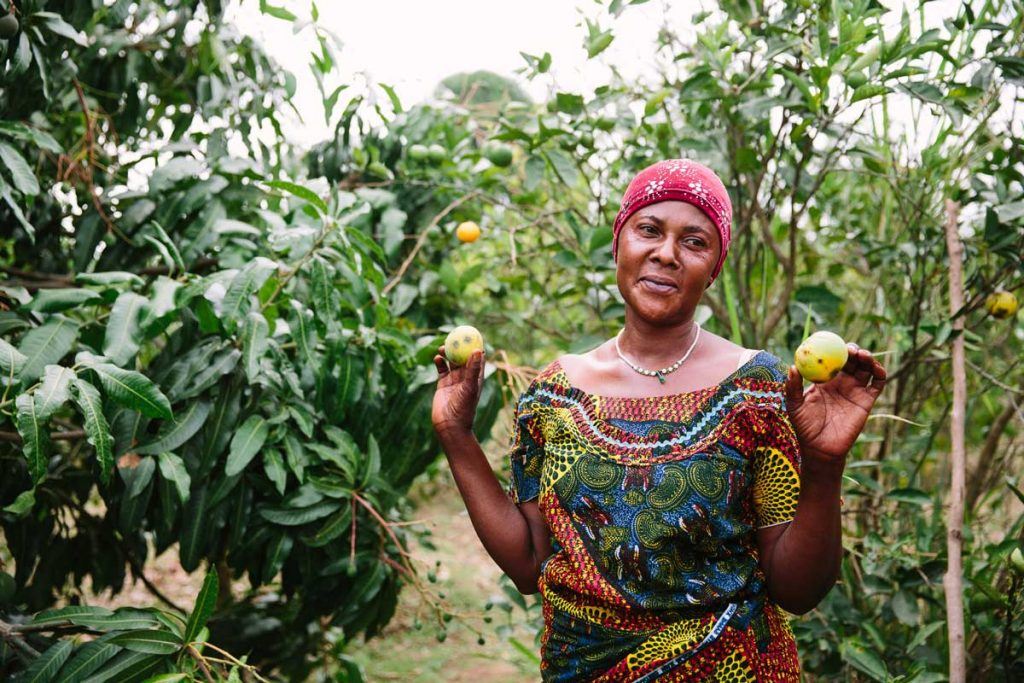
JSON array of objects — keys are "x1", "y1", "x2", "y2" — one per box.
[{"x1": 1, "y1": 0, "x2": 1022, "y2": 680}]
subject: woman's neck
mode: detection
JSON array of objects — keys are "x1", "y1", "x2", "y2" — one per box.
[{"x1": 617, "y1": 318, "x2": 700, "y2": 369}]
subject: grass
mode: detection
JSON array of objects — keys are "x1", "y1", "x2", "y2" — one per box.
[{"x1": 344, "y1": 440, "x2": 543, "y2": 682}]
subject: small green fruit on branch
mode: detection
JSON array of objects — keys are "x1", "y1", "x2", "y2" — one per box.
[{"x1": 0, "y1": 13, "x2": 19, "y2": 39}]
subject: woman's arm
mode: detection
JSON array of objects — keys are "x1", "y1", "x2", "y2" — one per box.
[
  {"x1": 757, "y1": 345, "x2": 886, "y2": 613},
  {"x1": 437, "y1": 426, "x2": 553, "y2": 594},
  {"x1": 431, "y1": 345, "x2": 553, "y2": 594},
  {"x1": 756, "y1": 452, "x2": 844, "y2": 614}
]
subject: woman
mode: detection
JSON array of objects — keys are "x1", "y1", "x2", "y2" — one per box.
[{"x1": 431, "y1": 159, "x2": 887, "y2": 681}]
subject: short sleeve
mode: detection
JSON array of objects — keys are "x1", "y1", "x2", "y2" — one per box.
[
  {"x1": 506, "y1": 388, "x2": 545, "y2": 505},
  {"x1": 751, "y1": 358, "x2": 802, "y2": 528}
]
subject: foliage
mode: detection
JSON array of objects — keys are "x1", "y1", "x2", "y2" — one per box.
[
  {"x1": 0, "y1": 572, "x2": 262, "y2": 681},
  {"x1": 2, "y1": 0, "x2": 1024, "y2": 680},
  {"x1": 0, "y1": 0, "x2": 506, "y2": 679}
]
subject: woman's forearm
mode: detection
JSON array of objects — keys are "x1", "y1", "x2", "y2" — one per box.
[
  {"x1": 436, "y1": 427, "x2": 541, "y2": 592},
  {"x1": 764, "y1": 453, "x2": 844, "y2": 614}
]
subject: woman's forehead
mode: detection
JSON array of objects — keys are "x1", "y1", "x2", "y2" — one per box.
[{"x1": 632, "y1": 201, "x2": 715, "y2": 230}]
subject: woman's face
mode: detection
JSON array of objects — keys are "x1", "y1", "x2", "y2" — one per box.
[{"x1": 615, "y1": 200, "x2": 722, "y2": 326}]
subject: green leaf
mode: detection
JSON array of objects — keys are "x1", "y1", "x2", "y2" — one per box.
[
  {"x1": 35, "y1": 364, "x2": 74, "y2": 420},
  {"x1": 18, "y1": 317, "x2": 80, "y2": 383},
  {"x1": 15, "y1": 393, "x2": 47, "y2": 481},
  {"x1": 179, "y1": 486, "x2": 209, "y2": 572},
  {"x1": 1, "y1": 180, "x2": 36, "y2": 239},
  {"x1": 78, "y1": 650, "x2": 166, "y2": 682},
  {"x1": 220, "y1": 258, "x2": 277, "y2": 331},
  {"x1": 25, "y1": 288, "x2": 103, "y2": 313},
  {"x1": 0, "y1": 337, "x2": 28, "y2": 377},
  {"x1": 283, "y1": 432, "x2": 308, "y2": 482},
  {"x1": 30, "y1": 605, "x2": 114, "y2": 625},
  {"x1": 72, "y1": 378, "x2": 114, "y2": 484},
  {"x1": 19, "y1": 639, "x2": 73, "y2": 683},
  {"x1": 378, "y1": 82, "x2": 403, "y2": 113},
  {"x1": 886, "y1": 487, "x2": 933, "y2": 506},
  {"x1": 120, "y1": 456, "x2": 156, "y2": 499},
  {"x1": 554, "y1": 92, "x2": 584, "y2": 115},
  {"x1": 850, "y1": 83, "x2": 889, "y2": 103},
  {"x1": 242, "y1": 311, "x2": 270, "y2": 382},
  {"x1": 0, "y1": 141, "x2": 41, "y2": 195},
  {"x1": 266, "y1": 179, "x2": 329, "y2": 215},
  {"x1": 184, "y1": 571, "x2": 218, "y2": 644},
  {"x1": 136, "y1": 400, "x2": 212, "y2": 455},
  {"x1": 73, "y1": 271, "x2": 145, "y2": 288},
  {"x1": 3, "y1": 488, "x2": 35, "y2": 515},
  {"x1": 82, "y1": 361, "x2": 172, "y2": 420},
  {"x1": 585, "y1": 21, "x2": 614, "y2": 58},
  {"x1": 301, "y1": 506, "x2": 352, "y2": 547},
  {"x1": 361, "y1": 434, "x2": 381, "y2": 488},
  {"x1": 104, "y1": 292, "x2": 148, "y2": 366},
  {"x1": 264, "y1": 449, "x2": 287, "y2": 496},
  {"x1": 34, "y1": 11, "x2": 88, "y2": 46},
  {"x1": 259, "y1": 0, "x2": 298, "y2": 21},
  {"x1": 259, "y1": 499, "x2": 340, "y2": 526},
  {"x1": 54, "y1": 632, "x2": 122, "y2": 683},
  {"x1": 225, "y1": 414, "x2": 269, "y2": 476},
  {"x1": 262, "y1": 532, "x2": 293, "y2": 584},
  {"x1": 290, "y1": 300, "x2": 317, "y2": 365},
  {"x1": 840, "y1": 640, "x2": 888, "y2": 681},
  {"x1": 156, "y1": 453, "x2": 190, "y2": 503},
  {"x1": 178, "y1": 347, "x2": 241, "y2": 400},
  {"x1": 0, "y1": 121, "x2": 62, "y2": 154},
  {"x1": 108, "y1": 630, "x2": 182, "y2": 655}
]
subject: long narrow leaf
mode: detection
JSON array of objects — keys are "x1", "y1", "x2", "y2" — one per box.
[
  {"x1": 16, "y1": 393, "x2": 49, "y2": 482},
  {"x1": 71, "y1": 378, "x2": 114, "y2": 484},
  {"x1": 184, "y1": 571, "x2": 218, "y2": 643}
]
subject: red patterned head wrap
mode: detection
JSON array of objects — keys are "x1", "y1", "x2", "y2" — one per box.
[{"x1": 612, "y1": 159, "x2": 733, "y2": 287}]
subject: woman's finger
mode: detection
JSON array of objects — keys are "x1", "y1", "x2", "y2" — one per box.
[
  {"x1": 434, "y1": 354, "x2": 449, "y2": 377},
  {"x1": 847, "y1": 349, "x2": 875, "y2": 385},
  {"x1": 784, "y1": 365, "x2": 805, "y2": 412}
]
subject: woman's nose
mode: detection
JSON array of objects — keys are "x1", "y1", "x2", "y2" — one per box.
[{"x1": 651, "y1": 238, "x2": 678, "y2": 266}]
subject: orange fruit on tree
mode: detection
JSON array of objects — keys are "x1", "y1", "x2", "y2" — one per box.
[{"x1": 456, "y1": 221, "x2": 481, "y2": 243}]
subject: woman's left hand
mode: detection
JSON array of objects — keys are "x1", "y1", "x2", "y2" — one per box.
[{"x1": 783, "y1": 343, "x2": 887, "y2": 465}]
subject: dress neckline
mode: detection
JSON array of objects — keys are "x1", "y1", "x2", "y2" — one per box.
[{"x1": 549, "y1": 350, "x2": 766, "y2": 403}]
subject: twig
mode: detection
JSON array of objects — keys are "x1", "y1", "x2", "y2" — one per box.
[
  {"x1": 0, "y1": 429, "x2": 85, "y2": 444},
  {"x1": 188, "y1": 644, "x2": 217, "y2": 683},
  {"x1": 381, "y1": 191, "x2": 480, "y2": 296},
  {"x1": 0, "y1": 617, "x2": 41, "y2": 660},
  {"x1": 124, "y1": 547, "x2": 186, "y2": 613},
  {"x1": 71, "y1": 79, "x2": 130, "y2": 244},
  {"x1": 942, "y1": 198, "x2": 967, "y2": 683}
]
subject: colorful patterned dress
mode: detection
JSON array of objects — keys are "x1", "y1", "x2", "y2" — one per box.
[{"x1": 506, "y1": 350, "x2": 802, "y2": 682}]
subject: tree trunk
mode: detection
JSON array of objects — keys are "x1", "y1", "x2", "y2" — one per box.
[{"x1": 942, "y1": 198, "x2": 966, "y2": 683}]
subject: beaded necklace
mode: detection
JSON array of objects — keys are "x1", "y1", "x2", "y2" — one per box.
[{"x1": 613, "y1": 322, "x2": 701, "y2": 384}]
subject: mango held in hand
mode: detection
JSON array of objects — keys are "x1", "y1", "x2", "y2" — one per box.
[
  {"x1": 985, "y1": 290, "x2": 1018, "y2": 319},
  {"x1": 445, "y1": 325, "x2": 484, "y2": 367},
  {"x1": 795, "y1": 331, "x2": 849, "y2": 383}
]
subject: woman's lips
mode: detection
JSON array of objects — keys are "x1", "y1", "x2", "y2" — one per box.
[{"x1": 639, "y1": 278, "x2": 678, "y2": 294}]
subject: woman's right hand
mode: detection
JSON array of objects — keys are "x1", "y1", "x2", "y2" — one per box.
[{"x1": 432, "y1": 344, "x2": 485, "y2": 437}]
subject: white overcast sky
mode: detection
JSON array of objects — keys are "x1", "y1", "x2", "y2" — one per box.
[{"x1": 226, "y1": 0, "x2": 1017, "y2": 156}]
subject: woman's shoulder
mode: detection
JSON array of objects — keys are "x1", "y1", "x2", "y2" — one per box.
[{"x1": 740, "y1": 349, "x2": 791, "y2": 385}]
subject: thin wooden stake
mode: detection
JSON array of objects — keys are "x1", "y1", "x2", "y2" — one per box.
[{"x1": 942, "y1": 198, "x2": 966, "y2": 683}]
